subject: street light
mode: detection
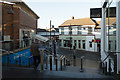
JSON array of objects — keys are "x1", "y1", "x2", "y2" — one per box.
[
  {"x1": 52, "y1": 25, "x2": 56, "y2": 56},
  {"x1": 69, "y1": 24, "x2": 72, "y2": 50}
]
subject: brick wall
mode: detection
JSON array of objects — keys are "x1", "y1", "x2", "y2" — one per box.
[
  {"x1": 3, "y1": 3, "x2": 37, "y2": 40},
  {"x1": 3, "y1": 3, "x2": 38, "y2": 49},
  {"x1": 19, "y1": 8, "x2": 37, "y2": 32}
]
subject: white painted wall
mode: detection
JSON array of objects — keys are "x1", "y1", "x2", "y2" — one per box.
[
  {"x1": 116, "y1": 1, "x2": 120, "y2": 74},
  {"x1": 64, "y1": 27, "x2": 69, "y2": 35},
  {"x1": 72, "y1": 27, "x2": 78, "y2": 35},
  {"x1": 86, "y1": 36, "x2": 95, "y2": 52}
]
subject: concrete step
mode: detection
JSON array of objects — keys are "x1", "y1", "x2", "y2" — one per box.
[{"x1": 2, "y1": 66, "x2": 114, "y2": 79}]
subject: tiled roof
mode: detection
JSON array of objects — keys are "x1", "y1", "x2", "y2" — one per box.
[
  {"x1": 96, "y1": 17, "x2": 116, "y2": 28},
  {"x1": 59, "y1": 18, "x2": 95, "y2": 27}
]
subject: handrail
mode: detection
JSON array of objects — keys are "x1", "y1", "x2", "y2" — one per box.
[{"x1": 103, "y1": 51, "x2": 120, "y2": 62}]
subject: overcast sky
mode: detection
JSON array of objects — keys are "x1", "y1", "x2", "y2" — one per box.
[{"x1": 23, "y1": 0, "x2": 116, "y2": 29}]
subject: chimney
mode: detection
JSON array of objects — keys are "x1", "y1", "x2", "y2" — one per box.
[{"x1": 72, "y1": 16, "x2": 74, "y2": 19}]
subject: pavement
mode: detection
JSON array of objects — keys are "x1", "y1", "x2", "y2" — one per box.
[
  {"x1": 2, "y1": 66, "x2": 113, "y2": 79},
  {"x1": 56, "y1": 47, "x2": 104, "y2": 75},
  {"x1": 1, "y1": 46, "x2": 114, "y2": 80}
]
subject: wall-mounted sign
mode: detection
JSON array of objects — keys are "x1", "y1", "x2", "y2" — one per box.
[{"x1": 90, "y1": 7, "x2": 116, "y2": 18}]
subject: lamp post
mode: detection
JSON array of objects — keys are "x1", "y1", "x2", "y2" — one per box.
[
  {"x1": 50, "y1": 20, "x2": 52, "y2": 46},
  {"x1": 52, "y1": 25, "x2": 56, "y2": 57},
  {"x1": 69, "y1": 24, "x2": 72, "y2": 50}
]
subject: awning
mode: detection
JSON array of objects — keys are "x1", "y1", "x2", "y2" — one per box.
[{"x1": 34, "y1": 35, "x2": 49, "y2": 42}]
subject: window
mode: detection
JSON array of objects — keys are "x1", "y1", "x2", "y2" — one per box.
[
  {"x1": 113, "y1": 31, "x2": 116, "y2": 34},
  {"x1": 88, "y1": 27, "x2": 92, "y2": 34},
  {"x1": 63, "y1": 40, "x2": 72, "y2": 47},
  {"x1": 59, "y1": 40, "x2": 61, "y2": 46},
  {"x1": 74, "y1": 40, "x2": 76, "y2": 48},
  {"x1": 83, "y1": 28, "x2": 86, "y2": 30},
  {"x1": 61, "y1": 28, "x2": 64, "y2": 35},
  {"x1": 82, "y1": 40, "x2": 85, "y2": 49},
  {"x1": 89, "y1": 42, "x2": 92, "y2": 48},
  {"x1": 78, "y1": 26, "x2": 81, "y2": 34},
  {"x1": 108, "y1": 27, "x2": 111, "y2": 29},
  {"x1": 69, "y1": 27, "x2": 72, "y2": 35},
  {"x1": 78, "y1": 40, "x2": 81, "y2": 48}
]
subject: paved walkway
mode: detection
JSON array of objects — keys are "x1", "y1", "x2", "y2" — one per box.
[
  {"x1": 57, "y1": 47, "x2": 101, "y2": 74},
  {"x1": 2, "y1": 66, "x2": 113, "y2": 79},
  {"x1": 1, "y1": 46, "x2": 114, "y2": 79}
]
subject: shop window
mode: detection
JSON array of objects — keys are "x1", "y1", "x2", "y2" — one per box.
[
  {"x1": 78, "y1": 40, "x2": 81, "y2": 48},
  {"x1": 89, "y1": 42, "x2": 92, "y2": 48},
  {"x1": 74, "y1": 40, "x2": 76, "y2": 48},
  {"x1": 82, "y1": 40, "x2": 85, "y2": 49},
  {"x1": 63, "y1": 40, "x2": 72, "y2": 47}
]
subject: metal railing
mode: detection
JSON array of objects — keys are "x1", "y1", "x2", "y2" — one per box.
[{"x1": 100, "y1": 51, "x2": 120, "y2": 78}]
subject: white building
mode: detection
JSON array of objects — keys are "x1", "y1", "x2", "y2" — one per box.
[
  {"x1": 100, "y1": 0, "x2": 120, "y2": 75},
  {"x1": 37, "y1": 28, "x2": 59, "y2": 42},
  {"x1": 59, "y1": 17, "x2": 101, "y2": 52},
  {"x1": 59, "y1": 17, "x2": 116, "y2": 54}
]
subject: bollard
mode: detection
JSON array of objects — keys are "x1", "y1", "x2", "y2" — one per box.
[
  {"x1": 50, "y1": 55, "x2": 52, "y2": 71},
  {"x1": 41, "y1": 51, "x2": 44, "y2": 72},
  {"x1": 105, "y1": 62, "x2": 107, "y2": 75},
  {"x1": 28, "y1": 57, "x2": 31, "y2": 67},
  {"x1": 109, "y1": 59, "x2": 111, "y2": 75},
  {"x1": 19, "y1": 56, "x2": 21, "y2": 67},
  {"x1": 114, "y1": 54, "x2": 117, "y2": 79},
  {"x1": 60, "y1": 59, "x2": 62, "y2": 71},
  {"x1": 73, "y1": 55, "x2": 76, "y2": 66},
  {"x1": 56, "y1": 57, "x2": 58, "y2": 71},
  {"x1": 45, "y1": 55, "x2": 48, "y2": 69},
  {"x1": 80, "y1": 57, "x2": 84, "y2": 72}
]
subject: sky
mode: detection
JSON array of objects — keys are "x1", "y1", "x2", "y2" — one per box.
[{"x1": 23, "y1": 0, "x2": 116, "y2": 29}]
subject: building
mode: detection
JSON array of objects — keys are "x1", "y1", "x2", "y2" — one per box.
[
  {"x1": 1, "y1": 1, "x2": 39, "y2": 50},
  {"x1": 59, "y1": 17, "x2": 116, "y2": 53},
  {"x1": 59, "y1": 17, "x2": 99, "y2": 52},
  {"x1": 37, "y1": 28, "x2": 59, "y2": 42}
]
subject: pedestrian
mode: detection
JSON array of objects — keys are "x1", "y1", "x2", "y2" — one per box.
[
  {"x1": 30, "y1": 39, "x2": 41, "y2": 70},
  {"x1": 73, "y1": 46, "x2": 76, "y2": 59},
  {"x1": 23, "y1": 34, "x2": 29, "y2": 47}
]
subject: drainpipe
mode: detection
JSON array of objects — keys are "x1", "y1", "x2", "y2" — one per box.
[
  {"x1": 2, "y1": 2, "x2": 4, "y2": 41},
  {"x1": 116, "y1": 0, "x2": 120, "y2": 74}
]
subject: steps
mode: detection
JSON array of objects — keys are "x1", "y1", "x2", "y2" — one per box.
[{"x1": 2, "y1": 66, "x2": 114, "y2": 79}]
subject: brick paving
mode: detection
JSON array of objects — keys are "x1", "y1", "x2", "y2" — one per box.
[{"x1": 57, "y1": 47, "x2": 101, "y2": 73}]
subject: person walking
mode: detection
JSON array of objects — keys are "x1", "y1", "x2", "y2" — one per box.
[
  {"x1": 30, "y1": 39, "x2": 41, "y2": 70},
  {"x1": 23, "y1": 34, "x2": 29, "y2": 47}
]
